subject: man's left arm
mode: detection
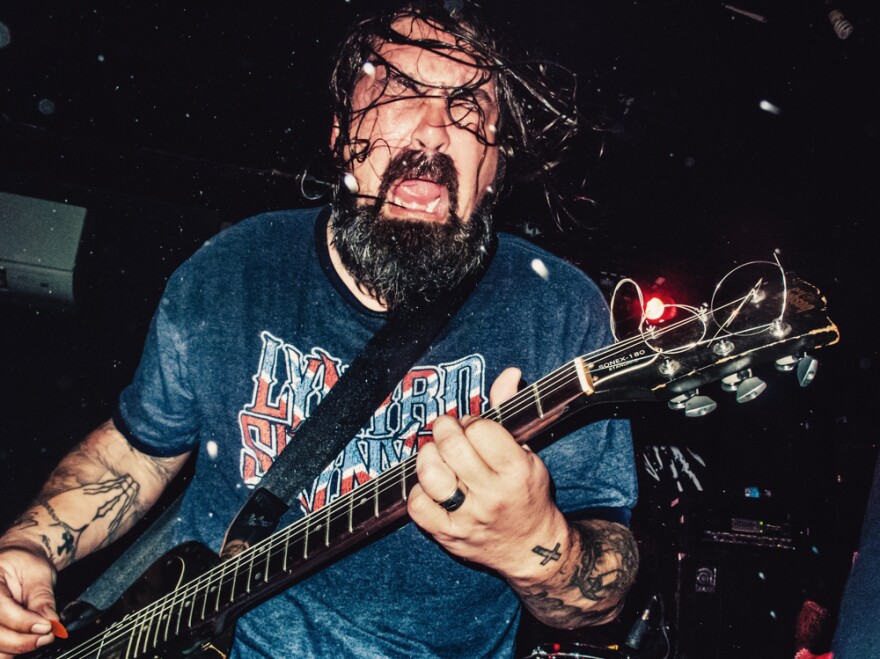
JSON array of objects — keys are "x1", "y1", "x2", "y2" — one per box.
[{"x1": 408, "y1": 368, "x2": 638, "y2": 628}]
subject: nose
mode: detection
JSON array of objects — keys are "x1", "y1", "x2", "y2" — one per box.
[{"x1": 410, "y1": 97, "x2": 450, "y2": 154}]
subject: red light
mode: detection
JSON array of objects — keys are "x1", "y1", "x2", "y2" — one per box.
[
  {"x1": 645, "y1": 297, "x2": 665, "y2": 321},
  {"x1": 644, "y1": 295, "x2": 677, "y2": 323}
]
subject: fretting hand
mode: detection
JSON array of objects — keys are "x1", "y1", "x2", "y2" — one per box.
[{"x1": 407, "y1": 368, "x2": 571, "y2": 580}]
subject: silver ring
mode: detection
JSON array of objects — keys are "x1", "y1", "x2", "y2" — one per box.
[{"x1": 436, "y1": 487, "x2": 466, "y2": 512}]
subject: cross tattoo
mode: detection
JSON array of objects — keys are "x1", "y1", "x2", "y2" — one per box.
[{"x1": 532, "y1": 543, "x2": 562, "y2": 565}]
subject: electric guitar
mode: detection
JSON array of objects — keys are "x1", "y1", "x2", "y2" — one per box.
[{"x1": 26, "y1": 268, "x2": 839, "y2": 658}]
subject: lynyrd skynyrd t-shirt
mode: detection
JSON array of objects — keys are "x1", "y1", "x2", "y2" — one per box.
[{"x1": 116, "y1": 206, "x2": 637, "y2": 658}]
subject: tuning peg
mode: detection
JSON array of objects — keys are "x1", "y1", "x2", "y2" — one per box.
[
  {"x1": 797, "y1": 355, "x2": 818, "y2": 387},
  {"x1": 736, "y1": 376, "x2": 767, "y2": 403},
  {"x1": 684, "y1": 395, "x2": 717, "y2": 418},
  {"x1": 668, "y1": 390, "x2": 696, "y2": 410},
  {"x1": 721, "y1": 370, "x2": 750, "y2": 392},
  {"x1": 775, "y1": 355, "x2": 799, "y2": 372}
]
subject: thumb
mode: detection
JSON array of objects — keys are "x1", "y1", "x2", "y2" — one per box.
[{"x1": 490, "y1": 367, "x2": 522, "y2": 408}]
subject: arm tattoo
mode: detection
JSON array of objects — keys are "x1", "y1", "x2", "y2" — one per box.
[
  {"x1": 11, "y1": 510, "x2": 39, "y2": 530},
  {"x1": 36, "y1": 475, "x2": 140, "y2": 561},
  {"x1": 519, "y1": 521, "x2": 638, "y2": 628},
  {"x1": 569, "y1": 522, "x2": 638, "y2": 602},
  {"x1": 532, "y1": 543, "x2": 562, "y2": 565}
]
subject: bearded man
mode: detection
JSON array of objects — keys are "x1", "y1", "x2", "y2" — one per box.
[{"x1": 0, "y1": 3, "x2": 638, "y2": 657}]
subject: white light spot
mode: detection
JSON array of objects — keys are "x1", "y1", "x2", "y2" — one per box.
[
  {"x1": 485, "y1": 185, "x2": 494, "y2": 193},
  {"x1": 488, "y1": 123, "x2": 497, "y2": 133},
  {"x1": 206, "y1": 440, "x2": 219, "y2": 459},
  {"x1": 759, "y1": 100, "x2": 781, "y2": 115},
  {"x1": 769, "y1": 610, "x2": 777, "y2": 619},
  {"x1": 362, "y1": 61, "x2": 376, "y2": 76},
  {"x1": 758, "y1": 571, "x2": 766, "y2": 580},
  {"x1": 97, "y1": 54, "x2": 105, "y2": 62},
  {"x1": 343, "y1": 173, "x2": 359, "y2": 193},
  {"x1": 531, "y1": 258, "x2": 549, "y2": 281}
]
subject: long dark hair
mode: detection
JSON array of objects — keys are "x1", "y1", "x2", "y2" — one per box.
[{"x1": 329, "y1": 1, "x2": 579, "y2": 206}]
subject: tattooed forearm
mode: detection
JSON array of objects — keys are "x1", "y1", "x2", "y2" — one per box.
[
  {"x1": 520, "y1": 590, "x2": 618, "y2": 629},
  {"x1": 514, "y1": 520, "x2": 638, "y2": 629},
  {"x1": 569, "y1": 521, "x2": 638, "y2": 603},
  {"x1": 0, "y1": 418, "x2": 189, "y2": 569}
]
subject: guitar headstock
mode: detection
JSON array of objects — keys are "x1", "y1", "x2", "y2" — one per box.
[{"x1": 587, "y1": 266, "x2": 840, "y2": 416}]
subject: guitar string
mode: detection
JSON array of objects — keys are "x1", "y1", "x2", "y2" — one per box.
[
  {"x1": 58, "y1": 288, "x2": 771, "y2": 658},
  {"x1": 51, "y1": 358, "x2": 578, "y2": 659},
  {"x1": 55, "y1": 355, "x2": 588, "y2": 658}
]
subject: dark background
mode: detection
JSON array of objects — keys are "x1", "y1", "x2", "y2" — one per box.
[{"x1": 1, "y1": 1, "x2": 877, "y2": 657}]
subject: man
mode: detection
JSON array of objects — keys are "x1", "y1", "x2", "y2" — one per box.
[{"x1": 0, "y1": 3, "x2": 638, "y2": 656}]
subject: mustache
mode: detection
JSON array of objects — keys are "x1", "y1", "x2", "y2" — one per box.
[{"x1": 376, "y1": 150, "x2": 459, "y2": 207}]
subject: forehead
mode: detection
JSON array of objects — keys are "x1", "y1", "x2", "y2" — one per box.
[{"x1": 374, "y1": 16, "x2": 496, "y2": 99}]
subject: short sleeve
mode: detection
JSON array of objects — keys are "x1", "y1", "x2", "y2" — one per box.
[
  {"x1": 537, "y1": 274, "x2": 638, "y2": 524},
  {"x1": 115, "y1": 277, "x2": 200, "y2": 457}
]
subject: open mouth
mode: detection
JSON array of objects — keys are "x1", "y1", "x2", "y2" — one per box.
[{"x1": 387, "y1": 178, "x2": 450, "y2": 219}]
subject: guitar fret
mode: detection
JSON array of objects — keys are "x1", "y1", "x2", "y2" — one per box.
[
  {"x1": 199, "y1": 576, "x2": 209, "y2": 618},
  {"x1": 246, "y1": 549, "x2": 256, "y2": 594},
  {"x1": 532, "y1": 382, "x2": 544, "y2": 418},
  {"x1": 138, "y1": 611, "x2": 151, "y2": 656},
  {"x1": 176, "y1": 586, "x2": 186, "y2": 636},
  {"x1": 283, "y1": 530, "x2": 290, "y2": 571},
  {"x1": 124, "y1": 614, "x2": 137, "y2": 659},
  {"x1": 157, "y1": 592, "x2": 170, "y2": 647},
  {"x1": 214, "y1": 562, "x2": 226, "y2": 612},
  {"x1": 325, "y1": 504, "x2": 332, "y2": 546},
  {"x1": 303, "y1": 515, "x2": 310, "y2": 559},
  {"x1": 400, "y1": 465, "x2": 408, "y2": 500},
  {"x1": 230, "y1": 555, "x2": 242, "y2": 604},
  {"x1": 373, "y1": 478, "x2": 380, "y2": 517},
  {"x1": 187, "y1": 584, "x2": 196, "y2": 627},
  {"x1": 263, "y1": 544, "x2": 272, "y2": 583}
]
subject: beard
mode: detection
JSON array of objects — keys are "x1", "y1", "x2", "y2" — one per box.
[{"x1": 330, "y1": 150, "x2": 496, "y2": 311}]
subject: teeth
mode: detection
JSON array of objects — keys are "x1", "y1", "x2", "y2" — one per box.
[{"x1": 391, "y1": 195, "x2": 442, "y2": 214}]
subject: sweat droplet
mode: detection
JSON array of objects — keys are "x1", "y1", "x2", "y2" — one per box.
[
  {"x1": 206, "y1": 441, "x2": 218, "y2": 459},
  {"x1": 343, "y1": 173, "x2": 359, "y2": 193},
  {"x1": 531, "y1": 259, "x2": 549, "y2": 281},
  {"x1": 759, "y1": 100, "x2": 781, "y2": 115},
  {"x1": 362, "y1": 61, "x2": 376, "y2": 76}
]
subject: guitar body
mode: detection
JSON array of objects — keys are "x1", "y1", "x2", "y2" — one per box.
[{"x1": 29, "y1": 542, "x2": 234, "y2": 659}]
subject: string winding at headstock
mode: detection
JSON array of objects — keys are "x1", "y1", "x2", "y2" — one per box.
[{"x1": 587, "y1": 263, "x2": 840, "y2": 416}]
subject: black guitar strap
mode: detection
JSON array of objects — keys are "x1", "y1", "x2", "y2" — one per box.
[{"x1": 220, "y1": 253, "x2": 490, "y2": 557}]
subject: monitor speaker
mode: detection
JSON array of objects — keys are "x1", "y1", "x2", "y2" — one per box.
[{"x1": 0, "y1": 191, "x2": 86, "y2": 309}]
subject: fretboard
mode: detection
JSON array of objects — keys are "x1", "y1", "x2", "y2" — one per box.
[{"x1": 63, "y1": 357, "x2": 592, "y2": 658}]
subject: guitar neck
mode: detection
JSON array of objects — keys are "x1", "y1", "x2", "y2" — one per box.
[
  {"x1": 196, "y1": 357, "x2": 590, "y2": 621},
  {"x1": 86, "y1": 358, "x2": 591, "y2": 656}
]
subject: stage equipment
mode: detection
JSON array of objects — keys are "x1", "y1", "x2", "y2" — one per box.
[{"x1": 0, "y1": 191, "x2": 86, "y2": 310}]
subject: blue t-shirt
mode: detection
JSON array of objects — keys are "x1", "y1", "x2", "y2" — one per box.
[{"x1": 116, "y1": 206, "x2": 637, "y2": 658}]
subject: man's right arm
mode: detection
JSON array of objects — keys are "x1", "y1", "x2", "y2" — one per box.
[{"x1": 0, "y1": 419, "x2": 190, "y2": 656}]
